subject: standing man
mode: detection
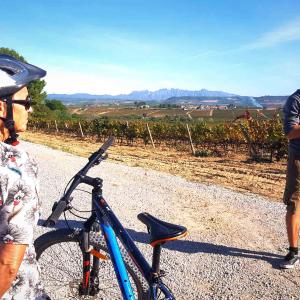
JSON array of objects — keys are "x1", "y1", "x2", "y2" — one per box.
[
  {"x1": 281, "y1": 89, "x2": 300, "y2": 269},
  {"x1": 0, "y1": 54, "x2": 49, "y2": 299}
]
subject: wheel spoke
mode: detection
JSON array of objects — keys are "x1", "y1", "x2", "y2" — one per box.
[
  {"x1": 36, "y1": 231, "x2": 143, "y2": 300},
  {"x1": 65, "y1": 239, "x2": 83, "y2": 270},
  {"x1": 40, "y1": 250, "x2": 80, "y2": 278}
]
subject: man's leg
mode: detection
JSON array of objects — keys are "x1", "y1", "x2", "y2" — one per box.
[
  {"x1": 280, "y1": 210, "x2": 300, "y2": 268},
  {"x1": 280, "y1": 210, "x2": 300, "y2": 269},
  {"x1": 286, "y1": 210, "x2": 300, "y2": 247},
  {"x1": 281, "y1": 151, "x2": 300, "y2": 269}
]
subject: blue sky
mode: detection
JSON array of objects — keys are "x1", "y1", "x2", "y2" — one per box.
[{"x1": 1, "y1": 0, "x2": 300, "y2": 96}]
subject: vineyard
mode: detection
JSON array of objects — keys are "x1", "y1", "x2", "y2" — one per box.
[{"x1": 28, "y1": 114, "x2": 287, "y2": 162}]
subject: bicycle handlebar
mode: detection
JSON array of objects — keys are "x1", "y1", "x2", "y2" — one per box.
[
  {"x1": 43, "y1": 136, "x2": 115, "y2": 227},
  {"x1": 98, "y1": 136, "x2": 115, "y2": 154},
  {"x1": 44, "y1": 200, "x2": 68, "y2": 226}
]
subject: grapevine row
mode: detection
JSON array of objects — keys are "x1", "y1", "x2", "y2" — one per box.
[{"x1": 28, "y1": 116, "x2": 287, "y2": 161}]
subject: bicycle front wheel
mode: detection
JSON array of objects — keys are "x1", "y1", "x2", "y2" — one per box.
[{"x1": 34, "y1": 228, "x2": 147, "y2": 300}]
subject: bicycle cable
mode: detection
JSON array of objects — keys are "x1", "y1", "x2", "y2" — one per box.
[
  {"x1": 68, "y1": 210, "x2": 89, "y2": 220},
  {"x1": 61, "y1": 164, "x2": 102, "y2": 242},
  {"x1": 68, "y1": 189, "x2": 94, "y2": 216},
  {"x1": 62, "y1": 175, "x2": 75, "y2": 196},
  {"x1": 70, "y1": 189, "x2": 94, "y2": 213},
  {"x1": 63, "y1": 211, "x2": 81, "y2": 243}
]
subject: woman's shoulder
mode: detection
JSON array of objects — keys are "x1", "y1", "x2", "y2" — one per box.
[{"x1": 0, "y1": 142, "x2": 38, "y2": 179}]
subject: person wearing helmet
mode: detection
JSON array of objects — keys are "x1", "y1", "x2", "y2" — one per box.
[{"x1": 0, "y1": 55, "x2": 49, "y2": 299}]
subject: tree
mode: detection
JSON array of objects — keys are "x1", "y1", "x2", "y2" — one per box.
[
  {"x1": 134, "y1": 101, "x2": 147, "y2": 108},
  {"x1": 0, "y1": 47, "x2": 47, "y2": 108},
  {"x1": 0, "y1": 48, "x2": 25, "y2": 61},
  {"x1": 45, "y1": 99, "x2": 66, "y2": 112}
]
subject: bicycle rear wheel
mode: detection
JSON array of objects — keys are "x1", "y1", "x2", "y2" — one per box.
[{"x1": 34, "y1": 228, "x2": 147, "y2": 300}]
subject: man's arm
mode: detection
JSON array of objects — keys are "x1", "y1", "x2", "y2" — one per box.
[
  {"x1": 286, "y1": 125, "x2": 300, "y2": 140},
  {"x1": 284, "y1": 92, "x2": 300, "y2": 140},
  {"x1": 0, "y1": 244, "x2": 27, "y2": 298}
]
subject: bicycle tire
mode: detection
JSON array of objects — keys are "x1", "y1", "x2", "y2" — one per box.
[{"x1": 34, "y1": 228, "x2": 148, "y2": 300}]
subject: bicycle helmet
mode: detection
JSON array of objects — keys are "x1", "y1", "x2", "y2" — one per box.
[{"x1": 0, "y1": 54, "x2": 46, "y2": 145}]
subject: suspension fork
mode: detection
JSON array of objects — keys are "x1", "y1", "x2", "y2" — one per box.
[
  {"x1": 79, "y1": 247, "x2": 101, "y2": 296},
  {"x1": 81, "y1": 251, "x2": 91, "y2": 294},
  {"x1": 90, "y1": 199, "x2": 102, "y2": 287},
  {"x1": 80, "y1": 213, "x2": 100, "y2": 295}
]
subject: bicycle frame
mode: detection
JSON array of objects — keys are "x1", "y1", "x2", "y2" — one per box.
[
  {"x1": 44, "y1": 137, "x2": 175, "y2": 299},
  {"x1": 93, "y1": 194, "x2": 175, "y2": 300},
  {"x1": 100, "y1": 216, "x2": 135, "y2": 299},
  {"x1": 80, "y1": 178, "x2": 174, "y2": 300}
]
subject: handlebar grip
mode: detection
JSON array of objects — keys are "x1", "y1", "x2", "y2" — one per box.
[
  {"x1": 100, "y1": 136, "x2": 115, "y2": 153},
  {"x1": 44, "y1": 200, "x2": 68, "y2": 227}
]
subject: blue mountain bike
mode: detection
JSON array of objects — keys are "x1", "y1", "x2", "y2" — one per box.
[{"x1": 34, "y1": 137, "x2": 187, "y2": 300}]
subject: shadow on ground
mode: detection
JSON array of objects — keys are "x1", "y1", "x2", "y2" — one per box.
[{"x1": 38, "y1": 218, "x2": 283, "y2": 268}]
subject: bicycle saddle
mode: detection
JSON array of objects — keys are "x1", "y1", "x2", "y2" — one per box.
[{"x1": 137, "y1": 213, "x2": 187, "y2": 247}]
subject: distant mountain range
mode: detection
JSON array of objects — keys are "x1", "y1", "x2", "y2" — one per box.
[
  {"x1": 48, "y1": 88, "x2": 235, "y2": 101},
  {"x1": 48, "y1": 88, "x2": 288, "y2": 108}
]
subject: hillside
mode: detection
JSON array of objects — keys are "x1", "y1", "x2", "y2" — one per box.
[
  {"x1": 254, "y1": 96, "x2": 288, "y2": 108},
  {"x1": 48, "y1": 88, "x2": 236, "y2": 102},
  {"x1": 48, "y1": 88, "x2": 288, "y2": 108},
  {"x1": 164, "y1": 96, "x2": 263, "y2": 108}
]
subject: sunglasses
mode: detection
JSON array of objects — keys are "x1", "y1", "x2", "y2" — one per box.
[{"x1": 1, "y1": 96, "x2": 35, "y2": 111}]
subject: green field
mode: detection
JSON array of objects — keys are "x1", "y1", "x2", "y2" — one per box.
[{"x1": 68, "y1": 106, "x2": 283, "y2": 123}]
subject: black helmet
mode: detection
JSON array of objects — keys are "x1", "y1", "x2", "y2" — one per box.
[{"x1": 0, "y1": 54, "x2": 46, "y2": 97}]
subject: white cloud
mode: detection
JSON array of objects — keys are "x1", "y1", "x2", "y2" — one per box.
[
  {"x1": 186, "y1": 47, "x2": 245, "y2": 61},
  {"x1": 246, "y1": 18, "x2": 300, "y2": 49},
  {"x1": 189, "y1": 18, "x2": 300, "y2": 61},
  {"x1": 45, "y1": 68, "x2": 136, "y2": 94},
  {"x1": 44, "y1": 67, "x2": 179, "y2": 94}
]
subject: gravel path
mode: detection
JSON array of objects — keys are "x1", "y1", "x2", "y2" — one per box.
[{"x1": 20, "y1": 141, "x2": 299, "y2": 300}]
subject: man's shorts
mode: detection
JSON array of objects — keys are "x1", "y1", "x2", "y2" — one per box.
[{"x1": 283, "y1": 151, "x2": 300, "y2": 213}]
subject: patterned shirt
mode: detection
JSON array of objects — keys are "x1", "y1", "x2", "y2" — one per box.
[{"x1": 0, "y1": 142, "x2": 48, "y2": 300}]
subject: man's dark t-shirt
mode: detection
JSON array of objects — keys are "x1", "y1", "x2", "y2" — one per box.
[{"x1": 283, "y1": 89, "x2": 300, "y2": 153}]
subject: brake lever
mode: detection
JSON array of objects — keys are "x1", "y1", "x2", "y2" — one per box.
[{"x1": 51, "y1": 197, "x2": 73, "y2": 212}]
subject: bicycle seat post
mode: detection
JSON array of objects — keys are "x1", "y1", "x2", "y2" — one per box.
[{"x1": 151, "y1": 244, "x2": 162, "y2": 279}]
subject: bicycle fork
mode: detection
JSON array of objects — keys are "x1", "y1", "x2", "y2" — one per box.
[
  {"x1": 80, "y1": 231, "x2": 101, "y2": 296},
  {"x1": 81, "y1": 251, "x2": 92, "y2": 293}
]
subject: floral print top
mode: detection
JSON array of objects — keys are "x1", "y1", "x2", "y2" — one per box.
[{"x1": 0, "y1": 142, "x2": 48, "y2": 300}]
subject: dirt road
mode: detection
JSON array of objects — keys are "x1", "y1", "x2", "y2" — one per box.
[{"x1": 20, "y1": 140, "x2": 295, "y2": 300}]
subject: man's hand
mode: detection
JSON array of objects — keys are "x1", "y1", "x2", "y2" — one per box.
[
  {"x1": 287, "y1": 125, "x2": 300, "y2": 140},
  {"x1": 0, "y1": 244, "x2": 27, "y2": 298}
]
